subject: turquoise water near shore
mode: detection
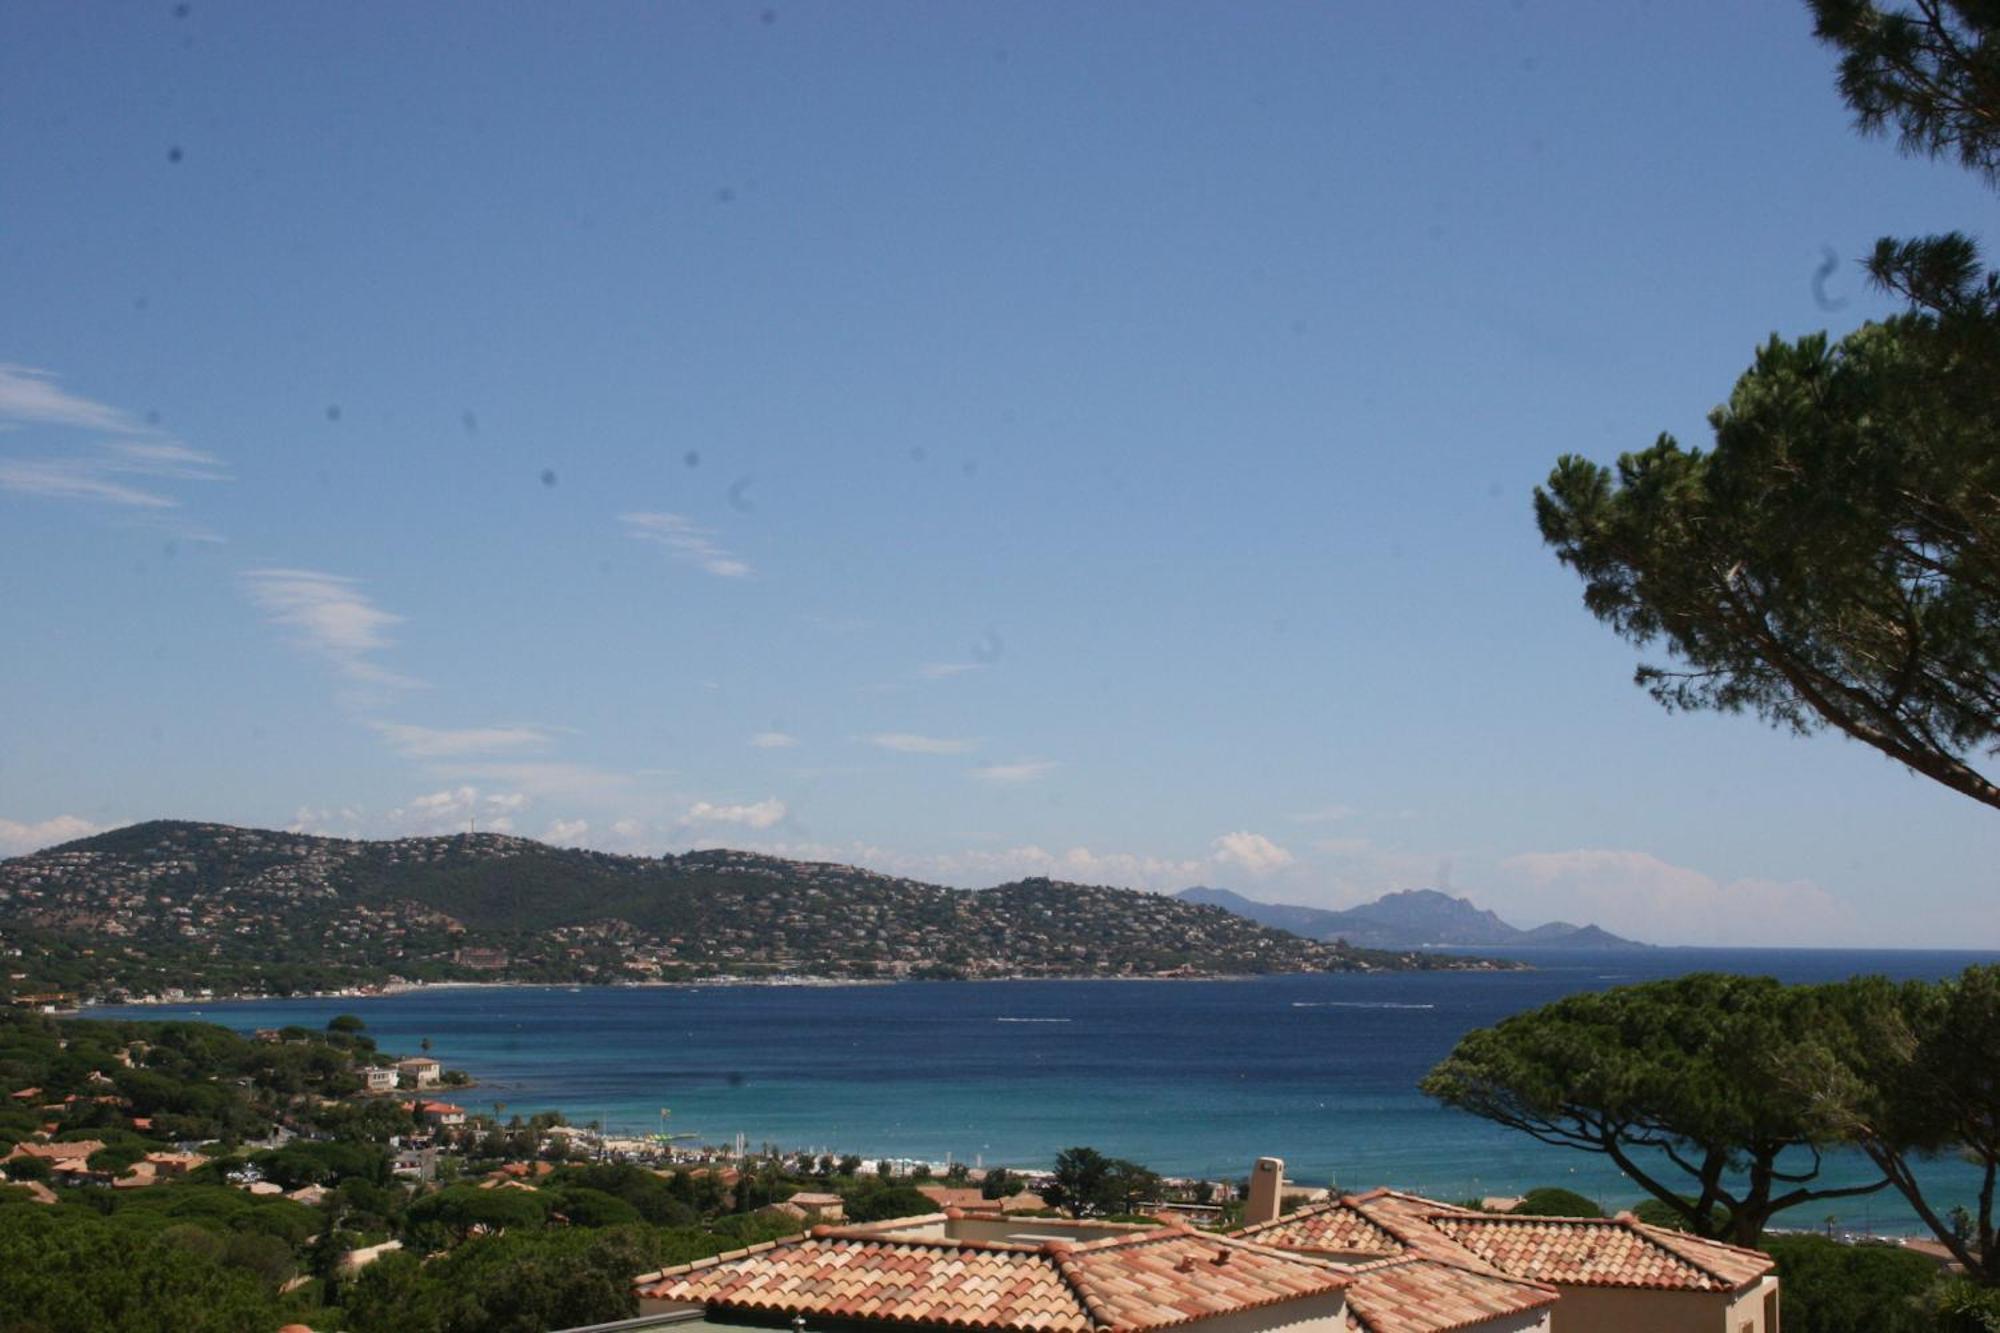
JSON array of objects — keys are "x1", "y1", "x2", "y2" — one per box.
[{"x1": 104, "y1": 947, "x2": 1999, "y2": 1235}]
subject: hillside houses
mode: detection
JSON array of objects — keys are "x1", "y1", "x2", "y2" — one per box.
[{"x1": 1, "y1": 820, "x2": 1493, "y2": 1000}]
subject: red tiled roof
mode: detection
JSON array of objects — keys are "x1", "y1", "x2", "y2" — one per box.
[
  {"x1": 1341, "y1": 1256, "x2": 1557, "y2": 1333},
  {"x1": 1242, "y1": 1188, "x2": 1772, "y2": 1296},
  {"x1": 1234, "y1": 1202, "x2": 1409, "y2": 1258},
  {"x1": 640, "y1": 1232, "x2": 1093, "y2": 1332},
  {"x1": 1056, "y1": 1229, "x2": 1350, "y2": 1330},
  {"x1": 7, "y1": 1139, "x2": 103, "y2": 1162},
  {"x1": 637, "y1": 1221, "x2": 1350, "y2": 1332},
  {"x1": 1425, "y1": 1214, "x2": 1772, "y2": 1292},
  {"x1": 919, "y1": 1185, "x2": 990, "y2": 1211}
]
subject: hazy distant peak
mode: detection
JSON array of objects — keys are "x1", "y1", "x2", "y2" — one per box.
[{"x1": 1176, "y1": 884, "x2": 1646, "y2": 951}]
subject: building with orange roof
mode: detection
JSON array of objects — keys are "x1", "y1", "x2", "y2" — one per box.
[
  {"x1": 785, "y1": 1190, "x2": 846, "y2": 1222},
  {"x1": 635, "y1": 1209, "x2": 1554, "y2": 1333},
  {"x1": 1234, "y1": 1161, "x2": 1777, "y2": 1333},
  {"x1": 915, "y1": 1183, "x2": 988, "y2": 1211},
  {"x1": 4, "y1": 1138, "x2": 104, "y2": 1165}
]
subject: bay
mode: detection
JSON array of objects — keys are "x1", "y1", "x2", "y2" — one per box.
[{"x1": 100, "y1": 946, "x2": 2000, "y2": 1237}]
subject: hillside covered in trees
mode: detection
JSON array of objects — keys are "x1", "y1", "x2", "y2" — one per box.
[{"x1": 0, "y1": 822, "x2": 1509, "y2": 999}]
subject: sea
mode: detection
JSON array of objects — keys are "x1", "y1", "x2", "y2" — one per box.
[{"x1": 96, "y1": 947, "x2": 2000, "y2": 1237}]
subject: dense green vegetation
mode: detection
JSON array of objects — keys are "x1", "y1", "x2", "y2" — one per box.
[
  {"x1": 1421, "y1": 972, "x2": 1895, "y2": 1246},
  {"x1": 1762, "y1": 1234, "x2": 1938, "y2": 1333},
  {"x1": 1422, "y1": 964, "x2": 2000, "y2": 1286},
  {"x1": 1041, "y1": 1145, "x2": 1163, "y2": 1219},
  {"x1": 0, "y1": 820, "x2": 1509, "y2": 1001},
  {"x1": 0, "y1": 1007, "x2": 1082, "y2": 1333}
]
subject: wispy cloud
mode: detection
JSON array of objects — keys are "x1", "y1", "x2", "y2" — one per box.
[
  {"x1": 1497, "y1": 848, "x2": 1855, "y2": 947},
  {"x1": 972, "y1": 759, "x2": 1059, "y2": 783},
  {"x1": 0, "y1": 365, "x2": 145, "y2": 433},
  {"x1": 387, "y1": 786, "x2": 527, "y2": 835},
  {"x1": 683, "y1": 798, "x2": 788, "y2": 829},
  {"x1": 371, "y1": 721, "x2": 558, "y2": 758},
  {"x1": 424, "y1": 761, "x2": 633, "y2": 803},
  {"x1": 0, "y1": 814, "x2": 104, "y2": 857},
  {"x1": 0, "y1": 440, "x2": 229, "y2": 510},
  {"x1": 1288, "y1": 804, "x2": 1359, "y2": 824},
  {"x1": 919, "y1": 662, "x2": 983, "y2": 679},
  {"x1": 866, "y1": 732, "x2": 977, "y2": 756},
  {"x1": 1212, "y1": 831, "x2": 1296, "y2": 876},
  {"x1": 621, "y1": 512, "x2": 752, "y2": 578},
  {"x1": 287, "y1": 806, "x2": 365, "y2": 837},
  {"x1": 0, "y1": 368, "x2": 230, "y2": 516},
  {"x1": 0, "y1": 459, "x2": 178, "y2": 508},
  {"x1": 240, "y1": 568, "x2": 422, "y2": 688},
  {"x1": 750, "y1": 731, "x2": 799, "y2": 749},
  {"x1": 372, "y1": 720, "x2": 560, "y2": 752},
  {"x1": 542, "y1": 818, "x2": 591, "y2": 845}
]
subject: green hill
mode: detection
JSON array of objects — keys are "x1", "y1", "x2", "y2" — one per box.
[{"x1": 0, "y1": 821, "x2": 1517, "y2": 999}]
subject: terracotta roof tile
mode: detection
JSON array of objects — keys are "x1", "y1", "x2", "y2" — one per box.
[
  {"x1": 638, "y1": 1224, "x2": 1348, "y2": 1332},
  {"x1": 1234, "y1": 1203, "x2": 1410, "y2": 1258},
  {"x1": 1340, "y1": 1257, "x2": 1557, "y2": 1333},
  {"x1": 641, "y1": 1234, "x2": 1092, "y2": 1332},
  {"x1": 1057, "y1": 1231, "x2": 1348, "y2": 1330},
  {"x1": 1425, "y1": 1214, "x2": 1773, "y2": 1292},
  {"x1": 1624, "y1": 1222, "x2": 1776, "y2": 1289}
]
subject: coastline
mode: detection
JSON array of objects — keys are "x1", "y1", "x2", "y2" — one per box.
[{"x1": 95, "y1": 966, "x2": 1491, "y2": 1008}]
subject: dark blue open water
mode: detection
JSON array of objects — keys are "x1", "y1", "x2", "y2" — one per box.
[{"x1": 101, "y1": 948, "x2": 1999, "y2": 1235}]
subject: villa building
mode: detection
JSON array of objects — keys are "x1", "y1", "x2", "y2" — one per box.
[
  {"x1": 396, "y1": 1056, "x2": 443, "y2": 1087},
  {"x1": 412, "y1": 1099, "x2": 466, "y2": 1128},
  {"x1": 632, "y1": 1157, "x2": 1777, "y2": 1333},
  {"x1": 635, "y1": 1209, "x2": 1556, "y2": 1333},
  {"x1": 1233, "y1": 1162, "x2": 1777, "y2": 1333}
]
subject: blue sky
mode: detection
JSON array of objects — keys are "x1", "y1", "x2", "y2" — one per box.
[{"x1": 3, "y1": 2, "x2": 1996, "y2": 947}]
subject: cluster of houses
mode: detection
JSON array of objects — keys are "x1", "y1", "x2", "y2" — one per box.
[
  {"x1": 0, "y1": 1135, "x2": 205, "y2": 1202},
  {"x1": 632, "y1": 1158, "x2": 1781, "y2": 1333}
]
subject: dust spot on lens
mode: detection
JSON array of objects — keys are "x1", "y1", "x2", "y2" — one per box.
[
  {"x1": 1812, "y1": 246, "x2": 1849, "y2": 312},
  {"x1": 461, "y1": 410, "x2": 479, "y2": 435},
  {"x1": 726, "y1": 1071, "x2": 746, "y2": 1087},
  {"x1": 728, "y1": 475, "x2": 755, "y2": 511},
  {"x1": 167, "y1": 146, "x2": 184, "y2": 163},
  {"x1": 684, "y1": 450, "x2": 701, "y2": 468},
  {"x1": 909, "y1": 446, "x2": 928, "y2": 463},
  {"x1": 540, "y1": 468, "x2": 558, "y2": 487},
  {"x1": 325, "y1": 405, "x2": 342, "y2": 422}
]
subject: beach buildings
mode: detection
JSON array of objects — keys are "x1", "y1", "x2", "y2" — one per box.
[
  {"x1": 396, "y1": 1056, "x2": 442, "y2": 1087},
  {"x1": 411, "y1": 1099, "x2": 466, "y2": 1128}
]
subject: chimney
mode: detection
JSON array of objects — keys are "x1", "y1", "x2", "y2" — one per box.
[{"x1": 1245, "y1": 1156, "x2": 1285, "y2": 1226}]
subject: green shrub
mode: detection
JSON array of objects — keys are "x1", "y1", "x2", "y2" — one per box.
[
  {"x1": 1512, "y1": 1187, "x2": 1604, "y2": 1219},
  {"x1": 1761, "y1": 1234, "x2": 1935, "y2": 1333}
]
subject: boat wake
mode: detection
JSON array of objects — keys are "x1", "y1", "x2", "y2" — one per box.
[{"x1": 1291, "y1": 1001, "x2": 1436, "y2": 1010}]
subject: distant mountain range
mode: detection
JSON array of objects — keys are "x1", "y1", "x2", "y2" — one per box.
[
  {"x1": 0, "y1": 821, "x2": 1524, "y2": 1001},
  {"x1": 1176, "y1": 886, "x2": 1646, "y2": 951}
]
